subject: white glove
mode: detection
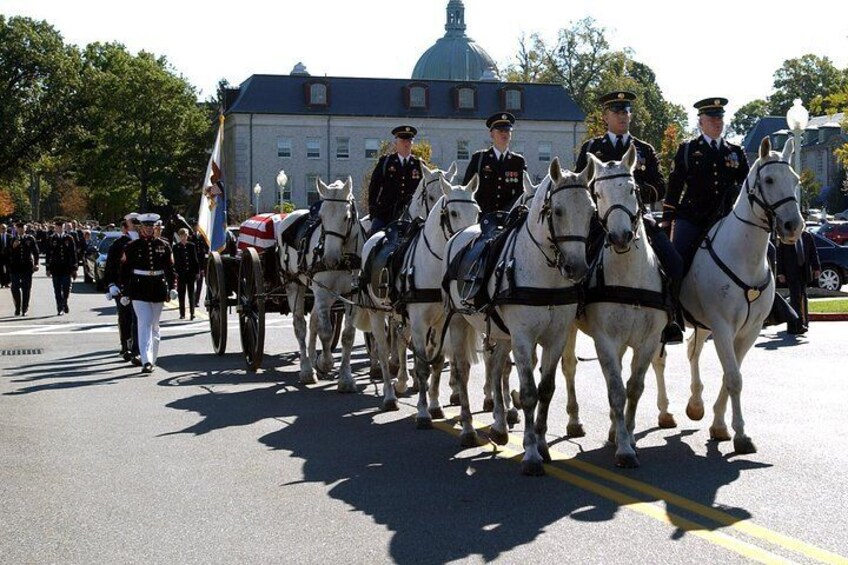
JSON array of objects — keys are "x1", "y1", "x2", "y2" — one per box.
[
  {"x1": 169, "y1": 289, "x2": 178, "y2": 301},
  {"x1": 108, "y1": 284, "x2": 120, "y2": 298},
  {"x1": 120, "y1": 296, "x2": 131, "y2": 307}
]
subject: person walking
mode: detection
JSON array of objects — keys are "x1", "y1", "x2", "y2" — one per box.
[
  {"x1": 119, "y1": 213, "x2": 176, "y2": 373},
  {"x1": 776, "y1": 230, "x2": 821, "y2": 335},
  {"x1": 0, "y1": 223, "x2": 11, "y2": 288},
  {"x1": 7, "y1": 221, "x2": 40, "y2": 316},
  {"x1": 45, "y1": 219, "x2": 78, "y2": 316},
  {"x1": 173, "y1": 228, "x2": 199, "y2": 320},
  {"x1": 105, "y1": 214, "x2": 141, "y2": 363}
]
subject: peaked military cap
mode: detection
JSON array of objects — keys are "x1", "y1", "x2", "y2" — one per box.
[
  {"x1": 391, "y1": 125, "x2": 417, "y2": 139},
  {"x1": 600, "y1": 90, "x2": 636, "y2": 112},
  {"x1": 695, "y1": 97, "x2": 728, "y2": 116},
  {"x1": 486, "y1": 112, "x2": 516, "y2": 130},
  {"x1": 124, "y1": 212, "x2": 140, "y2": 223},
  {"x1": 138, "y1": 213, "x2": 161, "y2": 225}
]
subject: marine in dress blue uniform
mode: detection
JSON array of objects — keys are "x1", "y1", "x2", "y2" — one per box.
[
  {"x1": 7, "y1": 221, "x2": 40, "y2": 316},
  {"x1": 463, "y1": 112, "x2": 527, "y2": 215},
  {"x1": 45, "y1": 219, "x2": 78, "y2": 316},
  {"x1": 120, "y1": 213, "x2": 176, "y2": 373},
  {"x1": 368, "y1": 125, "x2": 423, "y2": 235}
]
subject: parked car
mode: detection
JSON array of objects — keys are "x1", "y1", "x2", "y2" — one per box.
[
  {"x1": 83, "y1": 231, "x2": 122, "y2": 290},
  {"x1": 81, "y1": 231, "x2": 105, "y2": 283},
  {"x1": 810, "y1": 231, "x2": 848, "y2": 291},
  {"x1": 812, "y1": 221, "x2": 848, "y2": 246}
]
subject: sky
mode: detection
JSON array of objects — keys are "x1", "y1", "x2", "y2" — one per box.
[{"x1": 4, "y1": 0, "x2": 848, "y2": 128}]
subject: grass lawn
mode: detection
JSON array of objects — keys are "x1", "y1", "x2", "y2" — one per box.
[{"x1": 809, "y1": 298, "x2": 848, "y2": 313}]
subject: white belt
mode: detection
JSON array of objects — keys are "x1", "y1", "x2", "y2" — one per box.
[{"x1": 133, "y1": 269, "x2": 165, "y2": 276}]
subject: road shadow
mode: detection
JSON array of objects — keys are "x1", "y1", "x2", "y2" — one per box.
[
  {"x1": 755, "y1": 330, "x2": 809, "y2": 351},
  {"x1": 3, "y1": 348, "x2": 147, "y2": 394},
  {"x1": 161, "y1": 366, "x2": 766, "y2": 561}
]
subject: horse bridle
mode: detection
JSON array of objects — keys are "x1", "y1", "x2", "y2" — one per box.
[
  {"x1": 591, "y1": 172, "x2": 641, "y2": 237},
  {"x1": 735, "y1": 160, "x2": 797, "y2": 233},
  {"x1": 319, "y1": 196, "x2": 358, "y2": 245},
  {"x1": 423, "y1": 195, "x2": 480, "y2": 261},
  {"x1": 528, "y1": 180, "x2": 591, "y2": 270}
]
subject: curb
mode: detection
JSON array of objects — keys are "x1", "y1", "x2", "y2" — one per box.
[{"x1": 809, "y1": 313, "x2": 848, "y2": 321}]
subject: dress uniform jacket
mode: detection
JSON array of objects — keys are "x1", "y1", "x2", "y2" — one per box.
[
  {"x1": 575, "y1": 135, "x2": 666, "y2": 205},
  {"x1": 368, "y1": 153, "x2": 423, "y2": 224},
  {"x1": 173, "y1": 241, "x2": 199, "y2": 279},
  {"x1": 45, "y1": 233, "x2": 78, "y2": 276},
  {"x1": 7, "y1": 234, "x2": 40, "y2": 273},
  {"x1": 104, "y1": 234, "x2": 133, "y2": 288},
  {"x1": 463, "y1": 148, "x2": 527, "y2": 215},
  {"x1": 664, "y1": 136, "x2": 749, "y2": 227},
  {"x1": 120, "y1": 237, "x2": 176, "y2": 302}
]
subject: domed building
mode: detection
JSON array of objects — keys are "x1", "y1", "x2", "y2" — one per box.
[{"x1": 412, "y1": 0, "x2": 497, "y2": 81}]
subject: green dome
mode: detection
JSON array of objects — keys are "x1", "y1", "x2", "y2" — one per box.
[{"x1": 412, "y1": 0, "x2": 497, "y2": 81}]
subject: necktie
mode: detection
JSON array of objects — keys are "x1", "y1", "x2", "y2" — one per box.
[
  {"x1": 498, "y1": 153, "x2": 504, "y2": 164},
  {"x1": 615, "y1": 135, "x2": 624, "y2": 152},
  {"x1": 711, "y1": 140, "x2": 718, "y2": 152}
]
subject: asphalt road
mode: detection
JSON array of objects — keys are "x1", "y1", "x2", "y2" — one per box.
[{"x1": 2, "y1": 270, "x2": 847, "y2": 564}]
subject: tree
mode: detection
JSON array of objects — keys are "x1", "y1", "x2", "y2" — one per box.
[
  {"x1": 730, "y1": 99, "x2": 770, "y2": 139},
  {"x1": 0, "y1": 189, "x2": 15, "y2": 217},
  {"x1": 74, "y1": 42, "x2": 210, "y2": 213},
  {"x1": 768, "y1": 54, "x2": 847, "y2": 115},
  {"x1": 0, "y1": 16, "x2": 83, "y2": 183}
]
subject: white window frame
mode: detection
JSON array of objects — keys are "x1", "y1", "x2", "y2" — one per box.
[
  {"x1": 409, "y1": 86, "x2": 426, "y2": 109},
  {"x1": 456, "y1": 140, "x2": 470, "y2": 161},
  {"x1": 336, "y1": 137, "x2": 350, "y2": 160},
  {"x1": 505, "y1": 89, "x2": 522, "y2": 111},
  {"x1": 310, "y1": 83, "x2": 327, "y2": 105},
  {"x1": 277, "y1": 137, "x2": 292, "y2": 158},
  {"x1": 365, "y1": 138, "x2": 379, "y2": 159},
  {"x1": 458, "y1": 88, "x2": 475, "y2": 109},
  {"x1": 306, "y1": 174, "x2": 320, "y2": 205},
  {"x1": 306, "y1": 138, "x2": 321, "y2": 159},
  {"x1": 538, "y1": 141, "x2": 552, "y2": 162}
]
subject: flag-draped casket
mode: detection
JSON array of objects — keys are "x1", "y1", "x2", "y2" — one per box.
[{"x1": 237, "y1": 213, "x2": 287, "y2": 252}]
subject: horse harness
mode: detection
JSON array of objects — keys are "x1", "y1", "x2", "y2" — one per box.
[{"x1": 685, "y1": 160, "x2": 796, "y2": 330}]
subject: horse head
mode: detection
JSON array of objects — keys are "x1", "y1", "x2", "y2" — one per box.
[
  {"x1": 588, "y1": 144, "x2": 641, "y2": 253},
  {"x1": 542, "y1": 157, "x2": 596, "y2": 282},
  {"x1": 407, "y1": 162, "x2": 458, "y2": 221},
  {"x1": 429, "y1": 172, "x2": 480, "y2": 238},
  {"x1": 514, "y1": 171, "x2": 549, "y2": 210},
  {"x1": 748, "y1": 136, "x2": 804, "y2": 244},
  {"x1": 316, "y1": 176, "x2": 355, "y2": 269}
]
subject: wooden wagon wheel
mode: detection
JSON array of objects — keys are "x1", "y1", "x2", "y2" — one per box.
[
  {"x1": 239, "y1": 247, "x2": 266, "y2": 371},
  {"x1": 206, "y1": 251, "x2": 228, "y2": 355}
]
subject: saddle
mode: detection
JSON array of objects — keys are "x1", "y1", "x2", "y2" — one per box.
[
  {"x1": 362, "y1": 218, "x2": 424, "y2": 302},
  {"x1": 279, "y1": 201, "x2": 324, "y2": 273},
  {"x1": 443, "y1": 210, "x2": 524, "y2": 310}
]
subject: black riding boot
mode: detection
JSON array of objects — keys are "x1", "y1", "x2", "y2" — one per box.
[{"x1": 662, "y1": 278, "x2": 684, "y2": 344}]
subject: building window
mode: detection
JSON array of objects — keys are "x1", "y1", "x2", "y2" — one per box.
[
  {"x1": 280, "y1": 178, "x2": 292, "y2": 203},
  {"x1": 307, "y1": 138, "x2": 321, "y2": 159},
  {"x1": 365, "y1": 138, "x2": 379, "y2": 159},
  {"x1": 277, "y1": 137, "x2": 292, "y2": 158},
  {"x1": 457, "y1": 87, "x2": 475, "y2": 110},
  {"x1": 336, "y1": 137, "x2": 349, "y2": 159},
  {"x1": 408, "y1": 85, "x2": 427, "y2": 109},
  {"x1": 511, "y1": 141, "x2": 525, "y2": 156},
  {"x1": 538, "y1": 142, "x2": 552, "y2": 162},
  {"x1": 309, "y1": 83, "x2": 327, "y2": 106},
  {"x1": 503, "y1": 88, "x2": 523, "y2": 111},
  {"x1": 307, "y1": 174, "x2": 320, "y2": 205},
  {"x1": 456, "y1": 140, "x2": 470, "y2": 161}
]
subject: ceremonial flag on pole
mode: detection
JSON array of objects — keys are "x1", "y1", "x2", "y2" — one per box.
[{"x1": 197, "y1": 114, "x2": 228, "y2": 252}]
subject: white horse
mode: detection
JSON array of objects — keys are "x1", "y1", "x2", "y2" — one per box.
[
  {"x1": 655, "y1": 137, "x2": 803, "y2": 454},
  {"x1": 561, "y1": 145, "x2": 669, "y2": 468},
  {"x1": 277, "y1": 177, "x2": 363, "y2": 391},
  {"x1": 357, "y1": 174, "x2": 480, "y2": 412},
  {"x1": 444, "y1": 158, "x2": 595, "y2": 475}
]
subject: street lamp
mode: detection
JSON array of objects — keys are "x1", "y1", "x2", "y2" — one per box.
[
  {"x1": 276, "y1": 170, "x2": 288, "y2": 211},
  {"x1": 786, "y1": 98, "x2": 809, "y2": 206},
  {"x1": 253, "y1": 183, "x2": 262, "y2": 214}
]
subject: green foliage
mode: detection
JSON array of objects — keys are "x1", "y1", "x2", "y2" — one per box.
[
  {"x1": 809, "y1": 299, "x2": 848, "y2": 313},
  {"x1": 800, "y1": 169, "x2": 821, "y2": 212},
  {"x1": 768, "y1": 54, "x2": 847, "y2": 115},
  {"x1": 0, "y1": 16, "x2": 84, "y2": 183},
  {"x1": 730, "y1": 99, "x2": 770, "y2": 139}
]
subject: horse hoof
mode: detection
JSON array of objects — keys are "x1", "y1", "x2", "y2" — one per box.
[
  {"x1": 409, "y1": 383, "x2": 420, "y2": 394},
  {"x1": 428, "y1": 407, "x2": 445, "y2": 420},
  {"x1": 733, "y1": 436, "x2": 757, "y2": 454},
  {"x1": 709, "y1": 426, "x2": 732, "y2": 442},
  {"x1": 686, "y1": 402, "x2": 705, "y2": 421},
  {"x1": 416, "y1": 417, "x2": 433, "y2": 430},
  {"x1": 607, "y1": 431, "x2": 616, "y2": 445},
  {"x1": 299, "y1": 373, "x2": 317, "y2": 385},
  {"x1": 449, "y1": 393, "x2": 460, "y2": 406},
  {"x1": 521, "y1": 459, "x2": 546, "y2": 476},
  {"x1": 658, "y1": 413, "x2": 677, "y2": 429},
  {"x1": 382, "y1": 399, "x2": 399, "y2": 412},
  {"x1": 488, "y1": 428, "x2": 508, "y2": 446},
  {"x1": 538, "y1": 445, "x2": 552, "y2": 463},
  {"x1": 316, "y1": 370, "x2": 334, "y2": 381},
  {"x1": 482, "y1": 398, "x2": 494, "y2": 412},
  {"x1": 510, "y1": 390, "x2": 523, "y2": 409},
  {"x1": 506, "y1": 409, "x2": 520, "y2": 427},
  {"x1": 394, "y1": 381, "x2": 408, "y2": 394},
  {"x1": 459, "y1": 432, "x2": 479, "y2": 448},
  {"x1": 337, "y1": 381, "x2": 357, "y2": 394},
  {"x1": 615, "y1": 453, "x2": 640, "y2": 468},
  {"x1": 566, "y1": 423, "x2": 586, "y2": 438}
]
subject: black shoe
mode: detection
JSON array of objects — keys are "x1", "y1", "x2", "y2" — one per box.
[
  {"x1": 190, "y1": 314, "x2": 195, "y2": 320},
  {"x1": 63, "y1": 304, "x2": 69, "y2": 314},
  {"x1": 179, "y1": 315, "x2": 185, "y2": 320},
  {"x1": 121, "y1": 351, "x2": 133, "y2": 361},
  {"x1": 22, "y1": 310, "x2": 28, "y2": 317},
  {"x1": 130, "y1": 356, "x2": 142, "y2": 366},
  {"x1": 14, "y1": 309, "x2": 20, "y2": 316},
  {"x1": 141, "y1": 363, "x2": 154, "y2": 374},
  {"x1": 661, "y1": 322, "x2": 684, "y2": 344},
  {"x1": 58, "y1": 310, "x2": 64, "y2": 316}
]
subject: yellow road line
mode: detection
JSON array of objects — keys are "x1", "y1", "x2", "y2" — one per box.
[{"x1": 433, "y1": 413, "x2": 846, "y2": 565}]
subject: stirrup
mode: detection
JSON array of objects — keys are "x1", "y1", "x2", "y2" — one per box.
[
  {"x1": 377, "y1": 268, "x2": 390, "y2": 300},
  {"x1": 661, "y1": 322, "x2": 684, "y2": 344}
]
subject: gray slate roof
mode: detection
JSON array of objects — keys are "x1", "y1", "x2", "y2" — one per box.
[
  {"x1": 743, "y1": 116, "x2": 786, "y2": 154},
  {"x1": 225, "y1": 75, "x2": 584, "y2": 122}
]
